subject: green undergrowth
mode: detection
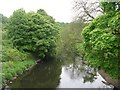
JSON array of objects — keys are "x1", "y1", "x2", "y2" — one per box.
[
  {"x1": 2, "y1": 59, "x2": 35, "y2": 85},
  {"x1": 1, "y1": 24, "x2": 36, "y2": 86}
]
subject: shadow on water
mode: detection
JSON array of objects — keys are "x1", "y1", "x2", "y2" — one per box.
[
  {"x1": 9, "y1": 59, "x2": 62, "y2": 88},
  {"x1": 8, "y1": 56, "x2": 114, "y2": 89}
]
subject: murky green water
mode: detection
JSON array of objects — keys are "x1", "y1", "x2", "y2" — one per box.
[{"x1": 8, "y1": 56, "x2": 113, "y2": 88}]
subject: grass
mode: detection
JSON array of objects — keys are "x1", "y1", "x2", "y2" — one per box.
[{"x1": 2, "y1": 59, "x2": 35, "y2": 85}]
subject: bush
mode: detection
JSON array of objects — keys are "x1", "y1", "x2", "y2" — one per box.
[
  {"x1": 2, "y1": 48, "x2": 29, "y2": 62},
  {"x1": 15, "y1": 67, "x2": 23, "y2": 74},
  {"x1": 5, "y1": 72, "x2": 13, "y2": 80},
  {"x1": 10, "y1": 69, "x2": 17, "y2": 76}
]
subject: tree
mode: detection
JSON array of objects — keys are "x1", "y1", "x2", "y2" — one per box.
[
  {"x1": 56, "y1": 20, "x2": 86, "y2": 60},
  {"x1": 0, "y1": 14, "x2": 9, "y2": 24},
  {"x1": 7, "y1": 9, "x2": 59, "y2": 59},
  {"x1": 81, "y1": 2, "x2": 120, "y2": 79},
  {"x1": 73, "y1": 0, "x2": 103, "y2": 22},
  {"x1": 101, "y1": 0, "x2": 120, "y2": 13}
]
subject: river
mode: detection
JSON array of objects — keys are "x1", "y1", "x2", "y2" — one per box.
[{"x1": 8, "y1": 56, "x2": 114, "y2": 89}]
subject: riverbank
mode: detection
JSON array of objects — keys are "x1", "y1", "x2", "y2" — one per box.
[
  {"x1": 80, "y1": 57, "x2": 120, "y2": 88},
  {"x1": 6, "y1": 57, "x2": 113, "y2": 88},
  {"x1": 98, "y1": 70, "x2": 120, "y2": 89},
  {"x1": 2, "y1": 59, "x2": 36, "y2": 87}
]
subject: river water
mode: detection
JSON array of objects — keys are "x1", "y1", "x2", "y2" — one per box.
[{"x1": 8, "y1": 56, "x2": 114, "y2": 89}]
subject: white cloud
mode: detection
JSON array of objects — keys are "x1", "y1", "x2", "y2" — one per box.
[{"x1": 0, "y1": 0, "x2": 74, "y2": 22}]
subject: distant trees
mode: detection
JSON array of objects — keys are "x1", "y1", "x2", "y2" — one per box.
[
  {"x1": 56, "y1": 20, "x2": 86, "y2": 60},
  {"x1": 0, "y1": 14, "x2": 9, "y2": 24},
  {"x1": 7, "y1": 8, "x2": 59, "y2": 59}
]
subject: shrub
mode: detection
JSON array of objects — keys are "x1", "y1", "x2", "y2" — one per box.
[
  {"x1": 5, "y1": 72, "x2": 13, "y2": 80},
  {"x1": 10, "y1": 69, "x2": 17, "y2": 76}
]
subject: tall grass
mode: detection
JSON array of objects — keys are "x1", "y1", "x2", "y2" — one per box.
[{"x1": 2, "y1": 60, "x2": 35, "y2": 82}]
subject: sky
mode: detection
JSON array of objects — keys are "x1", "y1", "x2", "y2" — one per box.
[{"x1": 0, "y1": 0, "x2": 74, "y2": 23}]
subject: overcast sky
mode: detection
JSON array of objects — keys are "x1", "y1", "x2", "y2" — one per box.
[{"x1": 0, "y1": 0, "x2": 74, "y2": 23}]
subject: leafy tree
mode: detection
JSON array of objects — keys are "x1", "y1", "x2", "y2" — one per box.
[
  {"x1": 100, "y1": 0, "x2": 120, "y2": 13},
  {"x1": 0, "y1": 14, "x2": 9, "y2": 24},
  {"x1": 82, "y1": 7, "x2": 120, "y2": 79},
  {"x1": 7, "y1": 9, "x2": 59, "y2": 59}
]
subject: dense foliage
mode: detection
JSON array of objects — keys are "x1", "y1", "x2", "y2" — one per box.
[
  {"x1": 7, "y1": 9, "x2": 59, "y2": 59},
  {"x1": 82, "y1": 3, "x2": 120, "y2": 78},
  {"x1": 56, "y1": 20, "x2": 86, "y2": 60},
  {"x1": 1, "y1": 8, "x2": 61, "y2": 86},
  {"x1": 101, "y1": 1, "x2": 120, "y2": 13},
  {"x1": 2, "y1": 21, "x2": 35, "y2": 85},
  {"x1": 2, "y1": 29, "x2": 29, "y2": 62}
]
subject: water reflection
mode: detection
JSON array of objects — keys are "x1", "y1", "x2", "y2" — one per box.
[
  {"x1": 9, "y1": 56, "x2": 113, "y2": 88},
  {"x1": 9, "y1": 59, "x2": 62, "y2": 88},
  {"x1": 64, "y1": 57, "x2": 97, "y2": 83},
  {"x1": 58, "y1": 57, "x2": 112, "y2": 88}
]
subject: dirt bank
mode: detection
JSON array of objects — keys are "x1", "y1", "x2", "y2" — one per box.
[{"x1": 98, "y1": 70, "x2": 120, "y2": 88}]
